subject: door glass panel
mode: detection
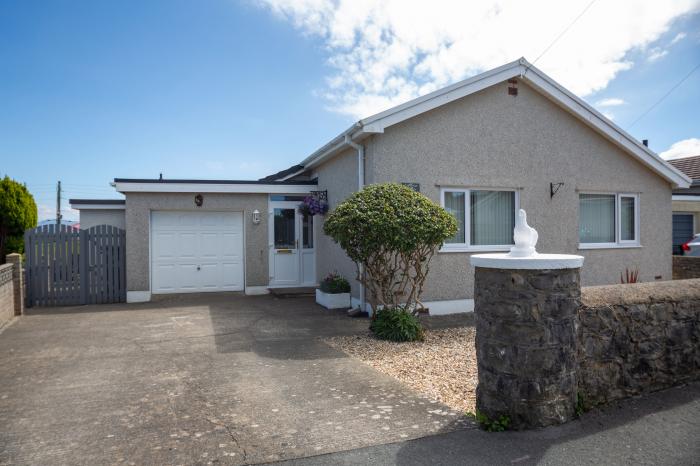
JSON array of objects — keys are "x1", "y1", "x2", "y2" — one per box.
[
  {"x1": 274, "y1": 208, "x2": 296, "y2": 249},
  {"x1": 302, "y1": 213, "x2": 313, "y2": 248}
]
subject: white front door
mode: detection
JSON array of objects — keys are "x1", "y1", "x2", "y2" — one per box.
[
  {"x1": 269, "y1": 202, "x2": 316, "y2": 287},
  {"x1": 151, "y1": 211, "x2": 244, "y2": 294}
]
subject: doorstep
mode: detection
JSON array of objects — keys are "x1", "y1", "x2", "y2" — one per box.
[{"x1": 268, "y1": 287, "x2": 316, "y2": 298}]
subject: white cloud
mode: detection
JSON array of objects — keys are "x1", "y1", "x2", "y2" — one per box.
[
  {"x1": 256, "y1": 0, "x2": 700, "y2": 118},
  {"x1": 670, "y1": 31, "x2": 687, "y2": 44},
  {"x1": 660, "y1": 138, "x2": 700, "y2": 160},
  {"x1": 596, "y1": 97, "x2": 626, "y2": 107},
  {"x1": 647, "y1": 46, "x2": 669, "y2": 62},
  {"x1": 602, "y1": 111, "x2": 615, "y2": 121}
]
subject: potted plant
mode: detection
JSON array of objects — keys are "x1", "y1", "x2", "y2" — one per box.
[{"x1": 316, "y1": 272, "x2": 351, "y2": 309}]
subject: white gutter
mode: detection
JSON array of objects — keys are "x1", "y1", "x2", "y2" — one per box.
[
  {"x1": 113, "y1": 182, "x2": 315, "y2": 194},
  {"x1": 672, "y1": 195, "x2": 700, "y2": 201},
  {"x1": 345, "y1": 134, "x2": 367, "y2": 312}
]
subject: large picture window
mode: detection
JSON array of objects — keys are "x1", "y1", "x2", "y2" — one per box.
[
  {"x1": 579, "y1": 193, "x2": 639, "y2": 248},
  {"x1": 440, "y1": 188, "x2": 517, "y2": 251}
]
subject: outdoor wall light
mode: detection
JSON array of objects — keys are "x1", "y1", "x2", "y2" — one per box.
[{"x1": 252, "y1": 209, "x2": 261, "y2": 225}]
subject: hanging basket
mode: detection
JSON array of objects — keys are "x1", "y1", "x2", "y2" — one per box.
[{"x1": 299, "y1": 195, "x2": 329, "y2": 216}]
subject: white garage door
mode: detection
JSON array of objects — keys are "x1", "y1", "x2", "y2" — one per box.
[{"x1": 151, "y1": 211, "x2": 244, "y2": 294}]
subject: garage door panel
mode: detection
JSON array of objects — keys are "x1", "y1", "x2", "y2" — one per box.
[
  {"x1": 152, "y1": 232, "x2": 179, "y2": 257},
  {"x1": 200, "y1": 232, "x2": 221, "y2": 258},
  {"x1": 152, "y1": 264, "x2": 178, "y2": 292},
  {"x1": 221, "y1": 262, "x2": 244, "y2": 288},
  {"x1": 221, "y1": 233, "x2": 242, "y2": 258},
  {"x1": 152, "y1": 211, "x2": 244, "y2": 294}
]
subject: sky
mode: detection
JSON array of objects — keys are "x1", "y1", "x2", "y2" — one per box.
[{"x1": 1, "y1": 0, "x2": 699, "y2": 222}]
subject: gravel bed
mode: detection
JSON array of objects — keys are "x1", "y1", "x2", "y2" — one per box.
[{"x1": 324, "y1": 327, "x2": 477, "y2": 413}]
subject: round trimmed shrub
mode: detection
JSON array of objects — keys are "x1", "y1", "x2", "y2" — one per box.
[
  {"x1": 370, "y1": 308, "x2": 424, "y2": 342},
  {"x1": 323, "y1": 183, "x2": 457, "y2": 314}
]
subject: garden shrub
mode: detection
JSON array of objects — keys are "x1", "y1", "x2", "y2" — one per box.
[
  {"x1": 370, "y1": 307, "x2": 424, "y2": 342},
  {"x1": 319, "y1": 272, "x2": 351, "y2": 294},
  {"x1": 323, "y1": 183, "x2": 457, "y2": 316}
]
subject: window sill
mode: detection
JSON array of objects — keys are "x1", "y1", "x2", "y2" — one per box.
[
  {"x1": 439, "y1": 246, "x2": 512, "y2": 253},
  {"x1": 578, "y1": 244, "x2": 642, "y2": 250}
]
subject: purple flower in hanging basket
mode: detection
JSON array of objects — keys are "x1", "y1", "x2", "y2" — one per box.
[{"x1": 299, "y1": 195, "x2": 329, "y2": 216}]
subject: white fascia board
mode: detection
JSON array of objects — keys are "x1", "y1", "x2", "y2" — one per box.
[
  {"x1": 278, "y1": 168, "x2": 307, "y2": 181},
  {"x1": 359, "y1": 58, "x2": 523, "y2": 131},
  {"x1": 673, "y1": 195, "x2": 700, "y2": 201},
  {"x1": 299, "y1": 122, "x2": 362, "y2": 167},
  {"x1": 70, "y1": 203, "x2": 125, "y2": 210},
  {"x1": 114, "y1": 182, "x2": 315, "y2": 194},
  {"x1": 302, "y1": 140, "x2": 351, "y2": 170},
  {"x1": 520, "y1": 65, "x2": 691, "y2": 189},
  {"x1": 293, "y1": 57, "x2": 690, "y2": 189}
]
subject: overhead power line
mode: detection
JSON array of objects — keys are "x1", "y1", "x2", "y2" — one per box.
[
  {"x1": 525, "y1": 0, "x2": 598, "y2": 73},
  {"x1": 628, "y1": 61, "x2": 700, "y2": 129}
]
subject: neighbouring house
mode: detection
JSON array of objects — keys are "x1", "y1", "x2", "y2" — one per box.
[
  {"x1": 668, "y1": 155, "x2": 700, "y2": 254},
  {"x1": 69, "y1": 199, "x2": 126, "y2": 230},
  {"x1": 70, "y1": 58, "x2": 690, "y2": 313}
]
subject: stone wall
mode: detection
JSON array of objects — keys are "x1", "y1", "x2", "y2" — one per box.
[
  {"x1": 672, "y1": 255, "x2": 700, "y2": 280},
  {"x1": 474, "y1": 267, "x2": 581, "y2": 429},
  {"x1": 0, "y1": 263, "x2": 15, "y2": 327},
  {"x1": 578, "y1": 279, "x2": 700, "y2": 407}
]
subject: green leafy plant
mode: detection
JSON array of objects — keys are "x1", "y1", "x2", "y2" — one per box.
[
  {"x1": 467, "y1": 410, "x2": 511, "y2": 432},
  {"x1": 369, "y1": 307, "x2": 424, "y2": 342},
  {"x1": 0, "y1": 176, "x2": 38, "y2": 261},
  {"x1": 319, "y1": 272, "x2": 351, "y2": 294},
  {"x1": 323, "y1": 183, "x2": 457, "y2": 316}
]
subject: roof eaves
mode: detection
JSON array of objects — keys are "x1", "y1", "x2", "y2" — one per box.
[
  {"x1": 112, "y1": 178, "x2": 317, "y2": 185},
  {"x1": 519, "y1": 62, "x2": 691, "y2": 188}
]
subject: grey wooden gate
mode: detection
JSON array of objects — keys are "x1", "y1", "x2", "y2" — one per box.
[{"x1": 24, "y1": 224, "x2": 126, "y2": 307}]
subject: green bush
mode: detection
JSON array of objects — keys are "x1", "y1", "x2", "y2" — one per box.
[
  {"x1": 319, "y1": 272, "x2": 351, "y2": 294},
  {"x1": 324, "y1": 183, "x2": 457, "y2": 314},
  {"x1": 370, "y1": 308, "x2": 424, "y2": 342},
  {"x1": 0, "y1": 176, "x2": 37, "y2": 261}
]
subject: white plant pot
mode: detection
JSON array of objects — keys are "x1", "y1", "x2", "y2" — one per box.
[{"x1": 315, "y1": 289, "x2": 351, "y2": 310}]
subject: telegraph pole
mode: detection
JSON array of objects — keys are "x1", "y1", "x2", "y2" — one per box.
[{"x1": 56, "y1": 180, "x2": 62, "y2": 226}]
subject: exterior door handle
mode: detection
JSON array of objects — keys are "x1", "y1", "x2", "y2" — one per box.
[{"x1": 197, "y1": 266, "x2": 201, "y2": 271}]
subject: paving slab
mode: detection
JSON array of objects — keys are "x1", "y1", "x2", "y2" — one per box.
[
  {"x1": 0, "y1": 294, "x2": 470, "y2": 465},
  {"x1": 274, "y1": 382, "x2": 700, "y2": 466}
]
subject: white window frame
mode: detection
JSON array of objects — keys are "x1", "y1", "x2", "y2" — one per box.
[
  {"x1": 578, "y1": 192, "x2": 640, "y2": 249},
  {"x1": 439, "y1": 187, "x2": 520, "y2": 253}
]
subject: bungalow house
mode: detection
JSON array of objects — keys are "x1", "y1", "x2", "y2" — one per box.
[
  {"x1": 71, "y1": 58, "x2": 690, "y2": 314},
  {"x1": 668, "y1": 155, "x2": 700, "y2": 254}
]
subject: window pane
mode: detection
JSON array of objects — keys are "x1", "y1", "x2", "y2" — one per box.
[
  {"x1": 579, "y1": 194, "x2": 615, "y2": 243},
  {"x1": 620, "y1": 197, "x2": 635, "y2": 241},
  {"x1": 444, "y1": 192, "x2": 466, "y2": 244},
  {"x1": 470, "y1": 191, "x2": 515, "y2": 245},
  {"x1": 302, "y1": 212, "x2": 313, "y2": 248},
  {"x1": 274, "y1": 208, "x2": 296, "y2": 249}
]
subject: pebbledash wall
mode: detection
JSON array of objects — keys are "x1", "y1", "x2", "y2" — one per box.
[
  {"x1": 124, "y1": 192, "x2": 269, "y2": 297},
  {"x1": 578, "y1": 280, "x2": 700, "y2": 407},
  {"x1": 312, "y1": 80, "x2": 673, "y2": 312},
  {"x1": 368, "y1": 81, "x2": 672, "y2": 301}
]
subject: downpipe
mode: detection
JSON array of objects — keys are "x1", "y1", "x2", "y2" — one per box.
[{"x1": 345, "y1": 134, "x2": 367, "y2": 313}]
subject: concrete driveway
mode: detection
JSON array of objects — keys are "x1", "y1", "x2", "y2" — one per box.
[{"x1": 0, "y1": 294, "x2": 470, "y2": 465}]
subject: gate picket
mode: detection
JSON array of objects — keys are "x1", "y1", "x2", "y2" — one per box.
[{"x1": 24, "y1": 224, "x2": 126, "y2": 307}]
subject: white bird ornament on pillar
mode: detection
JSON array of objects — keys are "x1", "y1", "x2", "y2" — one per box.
[{"x1": 509, "y1": 209, "x2": 538, "y2": 257}]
